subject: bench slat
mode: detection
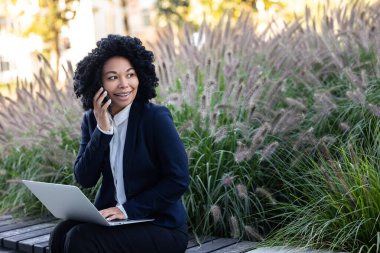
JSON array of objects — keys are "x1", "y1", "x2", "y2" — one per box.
[
  {"x1": 213, "y1": 241, "x2": 257, "y2": 253},
  {"x1": 3, "y1": 226, "x2": 54, "y2": 251},
  {"x1": 0, "y1": 222, "x2": 55, "y2": 247},
  {"x1": 33, "y1": 242, "x2": 49, "y2": 253},
  {"x1": 0, "y1": 221, "x2": 21, "y2": 228},
  {"x1": 187, "y1": 236, "x2": 215, "y2": 248},
  {"x1": 0, "y1": 218, "x2": 36, "y2": 228},
  {"x1": 0, "y1": 219, "x2": 54, "y2": 234},
  {"x1": 0, "y1": 247, "x2": 19, "y2": 253},
  {"x1": 186, "y1": 238, "x2": 238, "y2": 253},
  {"x1": 0, "y1": 216, "x2": 13, "y2": 222},
  {"x1": 18, "y1": 234, "x2": 50, "y2": 253}
]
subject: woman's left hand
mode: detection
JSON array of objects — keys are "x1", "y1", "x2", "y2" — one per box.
[{"x1": 99, "y1": 207, "x2": 126, "y2": 221}]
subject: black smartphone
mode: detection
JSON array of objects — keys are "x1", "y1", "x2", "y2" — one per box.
[{"x1": 102, "y1": 94, "x2": 113, "y2": 114}]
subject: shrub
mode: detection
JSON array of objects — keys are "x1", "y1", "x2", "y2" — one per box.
[
  {"x1": 149, "y1": 0, "x2": 380, "y2": 244},
  {"x1": 264, "y1": 117, "x2": 380, "y2": 252},
  {"x1": 0, "y1": 58, "x2": 84, "y2": 216}
]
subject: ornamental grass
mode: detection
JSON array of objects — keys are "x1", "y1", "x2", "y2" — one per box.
[{"x1": 0, "y1": 1, "x2": 379, "y2": 251}]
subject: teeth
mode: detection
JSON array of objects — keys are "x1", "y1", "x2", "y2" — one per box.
[{"x1": 115, "y1": 92, "x2": 131, "y2": 97}]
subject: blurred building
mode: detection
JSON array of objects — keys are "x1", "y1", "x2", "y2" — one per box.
[
  {"x1": 0, "y1": 0, "x2": 158, "y2": 85},
  {"x1": 0, "y1": 0, "x2": 41, "y2": 84},
  {"x1": 62, "y1": 0, "x2": 157, "y2": 68},
  {"x1": 123, "y1": 0, "x2": 157, "y2": 42},
  {"x1": 88, "y1": 0, "x2": 157, "y2": 42}
]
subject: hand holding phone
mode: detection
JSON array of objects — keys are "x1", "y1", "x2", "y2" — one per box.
[
  {"x1": 93, "y1": 88, "x2": 112, "y2": 132},
  {"x1": 103, "y1": 94, "x2": 113, "y2": 114}
]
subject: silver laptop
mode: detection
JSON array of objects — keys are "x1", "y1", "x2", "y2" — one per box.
[{"x1": 22, "y1": 180, "x2": 154, "y2": 226}]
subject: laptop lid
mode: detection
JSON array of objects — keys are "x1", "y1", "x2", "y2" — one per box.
[{"x1": 22, "y1": 180, "x2": 153, "y2": 226}]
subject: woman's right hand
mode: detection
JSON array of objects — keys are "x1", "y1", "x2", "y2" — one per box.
[{"x1": 93, "y1": 87, "x2": 112, "y2": 132}]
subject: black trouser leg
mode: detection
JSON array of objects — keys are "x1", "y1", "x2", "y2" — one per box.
[
  {"x1": 50, "y1": 220, "x2": 188, "y2": 253},
  {"x1": 49, "y1": 220, "x2": 82, "y2": 253}
]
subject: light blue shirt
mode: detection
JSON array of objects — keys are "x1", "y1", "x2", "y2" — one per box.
[{"x1": 97, "y1": 104, "x2": 131, "y2": 218}]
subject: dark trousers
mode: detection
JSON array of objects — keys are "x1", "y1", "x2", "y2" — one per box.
[{"x1": 49, "y1": 220, "x2": 188, "y2": 253}]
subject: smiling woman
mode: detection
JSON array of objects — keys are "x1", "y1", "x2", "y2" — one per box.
[
  {"x1": 48, "y1": 35, "x2": 190, "y2": 253},
  {"x1": 101, "y1": 56, "x2": 139, "y2": 115},
  {"x1": 73, "y1": 35, "x2": 158, "y2": 112}
]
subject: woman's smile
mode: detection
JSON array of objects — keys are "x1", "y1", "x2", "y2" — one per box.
[{"x1": 113, "y1": 91, "x2": 133, "y2": 99}]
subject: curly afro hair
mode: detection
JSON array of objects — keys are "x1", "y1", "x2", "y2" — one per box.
[{"x1": 73, "y1": 34, "x2": 159, "y2": 110}]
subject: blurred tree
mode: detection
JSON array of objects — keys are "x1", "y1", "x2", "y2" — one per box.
[
  {"x1": 23, "y1": 0, "x2": 79, "y2": 78},
  {"x1": 155, "y1": 0, "x2": 284, "y2": 27},
  {"x1": 120, "y1": 0, "x2": 130, "y2": 34},
  {"x1": 156, "y1": 0, "x2": 190, "y2": 26}
]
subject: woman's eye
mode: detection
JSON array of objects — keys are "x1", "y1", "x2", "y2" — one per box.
[
  {"x1": 108, "y1": 76, "x2": 117, "y2": 80},
  {"x1": 127, "y1": 73, "x2": 134, "y2": 78}
]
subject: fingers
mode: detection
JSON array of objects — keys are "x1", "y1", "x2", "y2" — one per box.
[
  {"x1": 94, "y1": 87, "x2": 104, "y2": 102},
  {"x1": 106, "y1": 213, "x2": 123, "y2": 221},
  {"x1": 101, "y1": 98, "x2": 112, "y2": 111},
  {"x1": 99, "y1": 207, "x2": 125, "y2": 221},
  {"x1": 93, "y1": 87, "x2": 109, "y2": 109},
  {"x1": 93, "y1": 88, "x2": 112, "y2": 130}
]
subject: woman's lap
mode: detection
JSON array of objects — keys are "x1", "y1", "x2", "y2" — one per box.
[{"x1": 49, "y1": 220, "x2": 188, "y2": 253}]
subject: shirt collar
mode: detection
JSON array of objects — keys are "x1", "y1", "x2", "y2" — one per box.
[{"x1": 113, "y1": 104, "x2": 131, "y2": 126}]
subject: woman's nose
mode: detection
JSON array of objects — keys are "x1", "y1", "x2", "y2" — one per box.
[{"x1": 118, "y1": 77, "x2": 129, "y2": 88}]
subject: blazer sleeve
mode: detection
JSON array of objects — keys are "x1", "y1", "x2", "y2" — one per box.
[
  {"x1": 74, "y1": 112, "x2": 113, "y2": 188},
  {"x1": 124, "y1": 107, "x2": 189, "y2": 218}
]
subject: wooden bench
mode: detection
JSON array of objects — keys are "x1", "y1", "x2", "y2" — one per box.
[{"x1": 0, "y1": 215, "x2": 256, "y2": 253}]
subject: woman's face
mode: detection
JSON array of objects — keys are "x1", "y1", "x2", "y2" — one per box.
[{"x1": 102, "y1": 56, "x2": 139, "y2": 115}]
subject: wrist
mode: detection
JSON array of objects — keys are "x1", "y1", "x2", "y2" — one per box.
[{"x1": 97, "y1": 124, "x2": 113, "y2": 135}]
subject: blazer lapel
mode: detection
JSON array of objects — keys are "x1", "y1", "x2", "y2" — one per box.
[{"x1": 123, "y1": 100, "x2": 144, "y2": 180}]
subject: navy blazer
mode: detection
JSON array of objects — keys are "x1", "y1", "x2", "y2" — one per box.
[{"x1": 74, "y1": 100, "x2": 189, "y2": 228}]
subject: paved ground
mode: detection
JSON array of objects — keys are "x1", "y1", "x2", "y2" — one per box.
[{"x1": 247, "y1": 247, "x2": 346, "y2": 253}]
